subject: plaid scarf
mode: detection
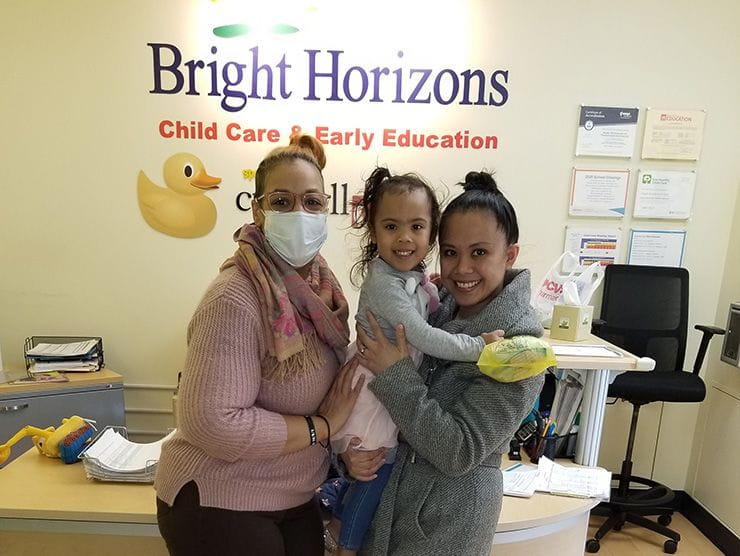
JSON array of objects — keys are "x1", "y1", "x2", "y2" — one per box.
[{"x1": 222, "y1": 224, "x2": 350, "y2": 381}]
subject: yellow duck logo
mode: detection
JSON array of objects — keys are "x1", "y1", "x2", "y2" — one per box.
[{"x1": 137, "y1": 153, "x2": 222, "y2": 238}]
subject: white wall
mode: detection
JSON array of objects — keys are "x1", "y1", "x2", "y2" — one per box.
[
  {"x1": 686, "y1": 185, "x2": 740, "y2": 534},
  {"x1": 1, "y1": 1, "x2": 739, "y2": 485}
]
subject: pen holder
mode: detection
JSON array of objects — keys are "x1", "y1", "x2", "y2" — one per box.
[{"x1": 526, "y1": 432, "x2": 577, "y2": 463}]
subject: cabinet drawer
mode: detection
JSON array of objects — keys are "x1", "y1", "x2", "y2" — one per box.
[{"x1": 0, "y1": 387, "x2": 124, "y2": 467}]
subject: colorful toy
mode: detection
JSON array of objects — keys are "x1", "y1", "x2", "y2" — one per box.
[{"x1": 0, "y1": 415, "x2": 95, "y2": 465}]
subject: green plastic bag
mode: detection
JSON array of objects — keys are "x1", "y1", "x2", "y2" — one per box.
[{"x1": 477, "y1": 336, "x2": 556, "y2": 383}]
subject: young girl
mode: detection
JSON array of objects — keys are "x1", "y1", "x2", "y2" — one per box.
[{"x1": 327, "y1": 167, "x2": 502, "y2": 555}]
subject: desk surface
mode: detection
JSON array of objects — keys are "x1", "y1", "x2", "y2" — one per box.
[
  {"x1": 0, "y1": 368, "x2": 122, "y2": 396},
  {"x1": 0, "y1": 449, "x2": 598, "y2": 532},
  {"x1": 544, "y1": 330, "x2": 640, "y2": 371},
  {"x1": 0, "y1": 448, "x2": 157, "y2": 524},
  {"x1": 497, "y1": 454, "x2": 599, "y2": 531}
]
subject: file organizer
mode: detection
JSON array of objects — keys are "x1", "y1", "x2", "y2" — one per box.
[
  {"x1": 79, "y1": 425, "x2": 174, "y2": 483},
  {"x1": 24, "y1": 335, "x2": 104, "y2": 375}
]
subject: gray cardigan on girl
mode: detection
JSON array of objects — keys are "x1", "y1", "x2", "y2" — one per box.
[
  {"x1": 356, "y1": 257, "x2": 484, "y2": 361},
  {"x1": 359, "y1": 269, "x2": 545, "y2": 556}
]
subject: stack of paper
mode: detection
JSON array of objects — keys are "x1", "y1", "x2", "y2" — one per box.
[
  {"x1": 26, "y1": 339, "x2": 102, "y2": 373},
  {"x1": 536, "y1": 457, "x2": 611, "y2": 499},
  {"x1": 502, "y1": 463, "x2": 540, "y2": 497},
  {"x1": 80, "y1": 428, "x2": 176, "y2": 483},
  {"x1": 29, "y1": 360, "x2": 99, "y2": 373},
  {"x1": 26, "y1": 340, "x2": 100, "y2": 357},
  {"x1": 503, "y1": 457, "x2": 611, "y2": 500}
]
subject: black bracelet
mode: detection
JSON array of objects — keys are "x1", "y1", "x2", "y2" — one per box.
[
  {"x1": 304, "y1": 415, "x2": 317, "y2": 446},
  {"x1": 315, "y1": 414, "x2": 331, "y2": 450}
]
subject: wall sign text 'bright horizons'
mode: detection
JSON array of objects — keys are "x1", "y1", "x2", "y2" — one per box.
[{"x1": 148, "y1": 44, "x2": 510, "y2": 113}]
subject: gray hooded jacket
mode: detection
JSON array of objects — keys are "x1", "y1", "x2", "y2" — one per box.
[{"x1": 360, "y1": 269, "x2": 545, "y2": 556}]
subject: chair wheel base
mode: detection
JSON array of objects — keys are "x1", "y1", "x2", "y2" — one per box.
[
  {"x1": 585, "y1": 538, "x2": 601, "y2": 553},
  {"x1": 664, "y1": 539, "x2": 678, "y2": 553},
  {"x1": 658, "y1": 513, "x2": 672, "y2": 526}
]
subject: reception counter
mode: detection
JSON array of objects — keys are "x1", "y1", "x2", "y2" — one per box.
[
  {"x1": 0, "y1": 331, "x2": 640, "y2": 554},
  {"x1": 493, "y1": 456, "x2": 600, "y2": 554},
  {"x1": 0, "y1": 448, "x2": 599, "y2": 555}
]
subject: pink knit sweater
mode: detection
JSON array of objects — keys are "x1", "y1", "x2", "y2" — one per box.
[{"x1": 154, "y1": 265, "x2": 339, "y2": 511}]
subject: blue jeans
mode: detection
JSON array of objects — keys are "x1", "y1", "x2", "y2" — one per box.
[{"x1": 333, "y1": 463, "x2": 393, "y2": 551}]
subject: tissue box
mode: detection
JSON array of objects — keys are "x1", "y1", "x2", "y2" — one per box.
[{"x1": 550, "y1": 304, "x2": 594, "y2": 341}]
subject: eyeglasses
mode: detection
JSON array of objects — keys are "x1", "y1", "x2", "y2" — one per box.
[{"x1": 256, "y1": 191, "x2": 331, "y2": 214}]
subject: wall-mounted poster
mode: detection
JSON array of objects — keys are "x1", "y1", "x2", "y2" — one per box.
[
  {"x1": 641, "y1": 108, "x2": 706, "y2": 160},
  {"x1": 633, "y1": 170, "x2": 696, "y2": 219},
  {"x1": 569, "y1": 168, "x2": 630, "y2": 218},
  {"x1": 628, "y1": 229, "x2": 687, "y2": 267},
  {"x1": 563, "y1": 226, "x2": 622, "y2": 272},
  {"x1": 575, "y1": 105, "x2": 639, "y2": 157}
]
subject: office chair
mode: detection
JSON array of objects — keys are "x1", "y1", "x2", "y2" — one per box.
[{"x1": 586, "y1": 265, "x2": 725, "y2": 554}]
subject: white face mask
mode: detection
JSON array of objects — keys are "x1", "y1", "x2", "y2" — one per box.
[{"x1": 262, "y1": 210, "x2": 328, "y2": 268}]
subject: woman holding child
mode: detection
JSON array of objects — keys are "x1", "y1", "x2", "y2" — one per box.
[{"x1": 344, "y1": 170, "x2": 545, "y2": 556}]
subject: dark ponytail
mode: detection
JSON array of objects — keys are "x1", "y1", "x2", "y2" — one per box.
[
  {"x1": 439, "y1": 170, "x2": 519, "y2": 244},
  {"x1": 352, "y1": 166, "x2": 391, "y2": 232}
]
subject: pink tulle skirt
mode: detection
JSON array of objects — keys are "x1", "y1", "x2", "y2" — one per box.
[{"x1": 330, "y1": 342, "x2": 420, "y2": 453}]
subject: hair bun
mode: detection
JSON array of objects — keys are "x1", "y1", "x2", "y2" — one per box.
[
  {"x1": 289, "y1": 134, "x2": 326, "y2": 169},
  {"x1": 462, "y1": 171, "x2": 499, "y2": 194}
]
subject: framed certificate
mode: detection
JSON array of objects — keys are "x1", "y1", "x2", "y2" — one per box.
[
  {"x1": 569, "y1": 168, "x2": 629, "y2": 218},
  {"x1": 633, "y1": 170, "x2": 696, "y2": 219},
  {"x1": 576, "y1": 105, "x2": 639, "y2": 157},
  {"x1": 628, "y1": 229, "x2": 687, "y2": 267},
  {"x1": 641, "y1": 108, "x2": 706, "y2": 160}
]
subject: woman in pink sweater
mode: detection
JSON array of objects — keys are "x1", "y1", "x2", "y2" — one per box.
[{"x1": 154, "y1": 135, "x2": 363, "y2": 556}]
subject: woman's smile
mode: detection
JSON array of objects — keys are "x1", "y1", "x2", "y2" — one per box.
[{"x1": 452, "y1": 279, "x2": 481, "y2": 292}]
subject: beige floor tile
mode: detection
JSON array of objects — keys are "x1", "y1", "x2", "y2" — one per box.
[{"x1": 586, "y1": 513, "x2": 723, "y2": 555}]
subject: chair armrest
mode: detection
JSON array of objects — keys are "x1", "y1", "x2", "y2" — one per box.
[
  {"x1": 695, "y1": 324, "x2": 726, "y2": 336},
  {"x1": 691, "y1": 324, "x2": 726, "y2": 374}
]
